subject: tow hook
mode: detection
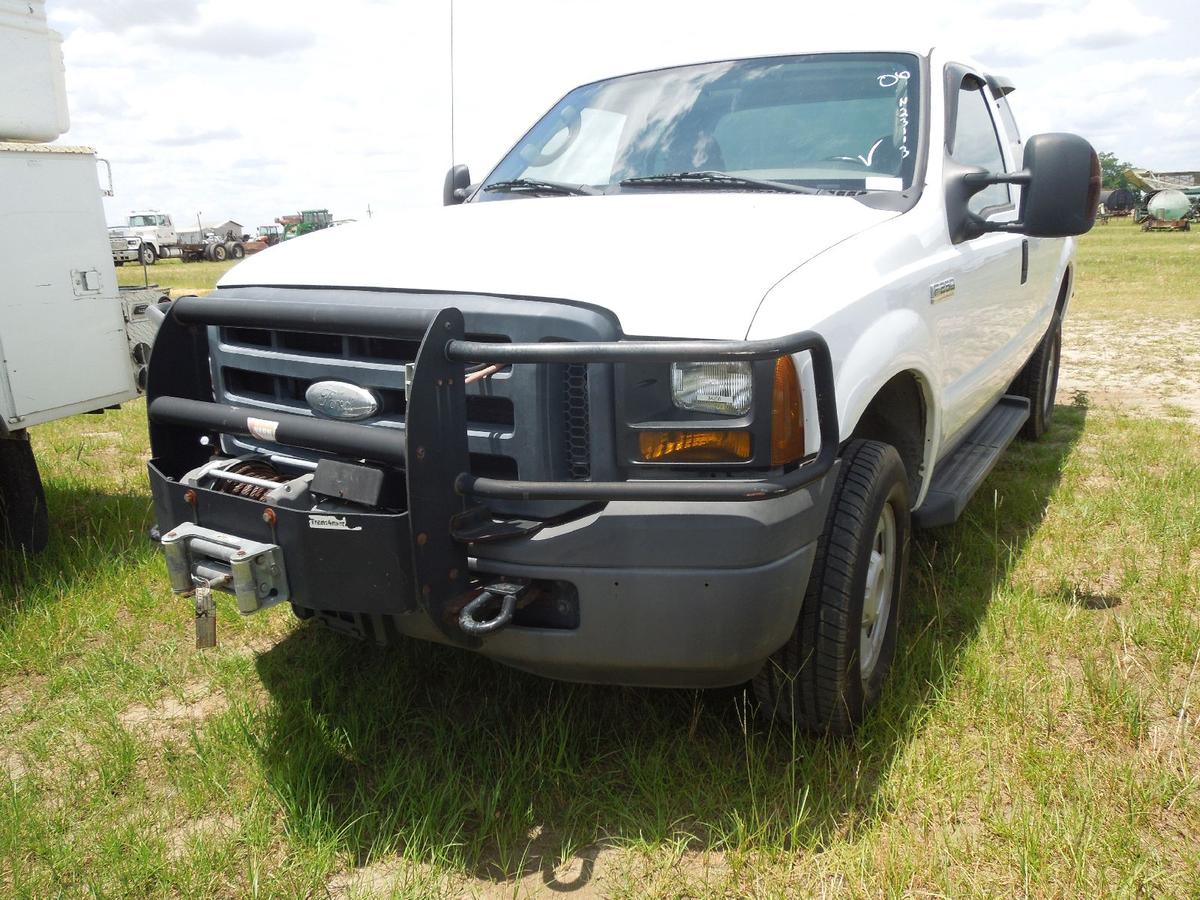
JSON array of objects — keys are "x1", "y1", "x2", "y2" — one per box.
[
  {"x1": 193, "y1": 573, "x2": 230, "y2": 649},
  {"x1": 458, "y1": 581, "x2": 528, "y2": 636}
]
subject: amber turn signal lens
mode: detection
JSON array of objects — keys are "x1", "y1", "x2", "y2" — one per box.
[
  {"x1": 771, "y1": 355, "x2": 805, "y2": 466},
  {"x1": 639, "y1": 429, "x2": 751, "y2": 463}
]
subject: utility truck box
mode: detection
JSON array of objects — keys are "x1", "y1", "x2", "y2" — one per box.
[
  {"x1": 0, "y1": 0, "x2": 69, "y2": 142},
  {"x1": 0, "y1": 144, "x2": 139, "y2": 427},
  {"x1": 1, "y1": 10, "x2": 162, "y2": 552}
]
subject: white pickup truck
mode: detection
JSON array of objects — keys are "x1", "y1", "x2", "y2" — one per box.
[{"x1": 146, "y1": 48, "x2": 1097, "y2": 732}]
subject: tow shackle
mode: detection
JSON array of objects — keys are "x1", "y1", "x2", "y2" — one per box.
[{"x1": 458, "y1": 581, "x2": 528, "y2": 636}]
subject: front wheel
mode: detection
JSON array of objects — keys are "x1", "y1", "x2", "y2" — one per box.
[
  {"x1": 753, "y1": 439, "x2": 910, "y2": 734},
  {"x1": 139, "y1": 243, "x2": 156, "y2": 265}
]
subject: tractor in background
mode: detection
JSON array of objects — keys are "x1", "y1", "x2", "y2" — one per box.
[{"x1": 277, "y1": 209, "x2": 333, "y2": 241}]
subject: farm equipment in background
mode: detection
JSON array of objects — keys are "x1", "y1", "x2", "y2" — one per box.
[
  {"x1": 277, "y1": 209, "x2": 333, "y2": 241},
  {"x1": 257, "y1": 223, "x2": 284, "y2": 246},
  {"x1": 1126, "y1": 168, "x2": 1199, "y2": 231},
  {"x1": 1140, "y1": 189, "x2": 1193, "y2": 232}
]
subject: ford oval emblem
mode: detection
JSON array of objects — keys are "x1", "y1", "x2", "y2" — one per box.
[{"x1": 305, "y1": 381, "x2": 380, "y2": 421}]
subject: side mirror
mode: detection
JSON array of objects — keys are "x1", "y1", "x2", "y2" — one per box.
[
  {"x1": 443, "y1": 164, "x2": 471, "y2": 206},
  {"x1": 947, "y1": 133, "x2": 1100, "y2": 242},
  {"x1": 1016, "y1": 133, "x2": 1101, "y2": 237}
]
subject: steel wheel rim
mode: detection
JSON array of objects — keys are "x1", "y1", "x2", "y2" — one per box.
[{"x1": 860, "y1": 501, "x2": 896, "y2": 680}]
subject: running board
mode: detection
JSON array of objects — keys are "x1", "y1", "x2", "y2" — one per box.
[{"x1": 913, "y1": 395, "x2": 1030, "y2": 528}]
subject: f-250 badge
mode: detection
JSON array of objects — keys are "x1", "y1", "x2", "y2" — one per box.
[{"x1": 929, "y1": 278, "x2": 956, "y2": 303}]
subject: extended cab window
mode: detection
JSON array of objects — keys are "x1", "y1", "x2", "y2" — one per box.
[{"x1": 952, "y1": 82, "x2": 1010, "y2": 214}]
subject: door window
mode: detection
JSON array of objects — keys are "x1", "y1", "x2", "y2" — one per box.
[
  {"x1": 994, "y1": 94, "x2": 1023, "y2": 169},
  {"x1": 951, "y1": 82, "x2": 1010, "y2": 214}
]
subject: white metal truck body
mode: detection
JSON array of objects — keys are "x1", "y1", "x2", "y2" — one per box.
[{"x1": 0, "y1": 1, "x2": 161, "y2": 551}]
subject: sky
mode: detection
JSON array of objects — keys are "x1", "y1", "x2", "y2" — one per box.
[{"x1": 43, "y1": 0, "x2": 1200, "y2": 231}]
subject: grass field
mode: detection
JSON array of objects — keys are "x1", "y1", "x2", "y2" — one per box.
[
  {"x1": 116, "y1": 258, "x2": 239, "y2": 295},
  {"x1": 4, "y1": 219, "x2": 1199, "y2": 897}
]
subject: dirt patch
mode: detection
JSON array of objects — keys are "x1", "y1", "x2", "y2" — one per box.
[
  {"x1": 118, "y1": 681, "x2": 229, "y2": 743},
  {"x1": 325, "y1": 843, "x2": 736, "y2": 899},
  {"x1": 0, "y1": 674, "x2": 47, "y2": 720},
  {"x1": 164, "y1": 814, "x2": 236, "y2": 860},
  {"x1": 1060, "y1": 317, "x2": 1200, "y2": 421},
  {"x1": 1, "y1": 750, "x2": 26, "y2": 782},
  {"x1": 327, "y1": 858, "x2": 454, "y2": 899}
]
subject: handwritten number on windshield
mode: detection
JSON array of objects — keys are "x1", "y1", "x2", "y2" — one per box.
[{"x1": 877, "y1": 71, "x2": 911, "y2": 88}]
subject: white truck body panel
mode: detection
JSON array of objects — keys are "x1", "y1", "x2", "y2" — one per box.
[
  {"x1": 0, "y1": 0, "x2": 68, "y2": 142},
  {"x1": 0, "y1": 143, "x2": 140, "y2": 429},
  {"x1": 223, "y1": 194, "x2": 899, "y2": 340}
]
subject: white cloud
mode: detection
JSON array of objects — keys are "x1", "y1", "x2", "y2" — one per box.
[{"x1": 42, "y1": 0, "x2": 1197, "y2": 231}]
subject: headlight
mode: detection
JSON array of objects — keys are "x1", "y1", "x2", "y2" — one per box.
[{"x1": 670, "y1": 361, "x2": 752, "y2": 417}]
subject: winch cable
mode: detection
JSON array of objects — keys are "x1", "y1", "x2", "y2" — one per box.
[
  {"x1": 464, "y1": 364, "x2": 501, "y2": 385},
  {"x1": 213, "y1": 461, "x2": 291, "y2": 502}
]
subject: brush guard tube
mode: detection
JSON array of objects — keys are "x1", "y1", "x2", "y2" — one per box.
[{"x1": 147, "y1": 294, "x2": 840, "y2": 643}]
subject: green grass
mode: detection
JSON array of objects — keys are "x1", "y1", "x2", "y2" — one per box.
[
  {"x1": 117, "y1": 258, "x2": 239, "y2": 294},
  {"x1": 3, "y1": 225, "x2": 1199, "y2": 897},
  {"x1": 1069, "y1": 216, "x2": 1199, "y2": 319}
]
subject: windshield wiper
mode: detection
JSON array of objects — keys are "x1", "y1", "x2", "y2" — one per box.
[
  {"x1": 482, "y1": 178, "x2": 600, "y2": 197},
  {"x1": 620, "y1": 171, "x2": 822, "y2": 195}
]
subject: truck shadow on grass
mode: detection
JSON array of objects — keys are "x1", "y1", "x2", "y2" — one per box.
[{"x1": 252, "y1": 404, "x2": 1088, "y2": 890}]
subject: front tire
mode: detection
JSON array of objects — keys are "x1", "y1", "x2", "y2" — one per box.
[
  {"x1": 754, "y1": 440, "x2": 910, "y2": 734},
  {"x1": 1012, "y1": 313, "x2": 1061, "y2": 441},
  {"x1": 139, "y1": 243, "x2": 156, "y2": 265}
]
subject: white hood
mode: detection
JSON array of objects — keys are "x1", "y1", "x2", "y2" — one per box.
[{"x1": 221, "y1": 192, "x2": 897, "y2": 339}]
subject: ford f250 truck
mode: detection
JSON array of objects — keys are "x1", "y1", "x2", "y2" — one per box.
[{"x1": 146, "y1": 49, "x2": 1098, "y2": 732}]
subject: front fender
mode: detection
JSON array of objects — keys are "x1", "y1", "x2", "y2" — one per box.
[
  {"x1": 835, "y1": 308, "x2": 939, "y2": 436},
  {"x1": 830, "y1": 309, "x2": 941, "y2": 507}
]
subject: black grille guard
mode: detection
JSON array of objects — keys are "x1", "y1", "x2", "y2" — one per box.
[{"x1": 146, "y1": 294, "x2": 839, "y2": 640}]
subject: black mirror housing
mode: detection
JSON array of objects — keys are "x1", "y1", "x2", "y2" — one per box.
[
  {"x1": 1018, "y1": 133, "x2": 1100, "y2": 237},
  {"x1": 443, "y1": 164, "x2": 471, "y2": 206},
  {"x1": 948, "y1": 132, "x2": 1100, "y2": 242}
]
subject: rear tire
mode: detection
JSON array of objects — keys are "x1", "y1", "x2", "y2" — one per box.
[
  {"x1": 0, "y1": 433, "x2": 49, "y2": 553},
  {"x1": 211, "y1": 243, "x2": 228, "y2": 261},
  {"x1": 1012, "y1": 313, "x2": 1061, "y2": 441},
  {"x1": 230, "y1": 242, "x2": 245, "y2": 259},
  {"x1": 753, "y1": 439, "x2": 910, "y2": 734}
]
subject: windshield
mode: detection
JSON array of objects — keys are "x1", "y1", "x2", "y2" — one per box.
[
  {"x1": 478, "y1": 53, "x2": 921, "y2": 199},
  {"x1": 130, "y1": 215, "x2": 158, "y2": 227}
]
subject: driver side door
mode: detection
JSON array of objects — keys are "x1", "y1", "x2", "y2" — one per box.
[{"x1": 933, "y1": 72, "x2": 1026, "y2": 446}]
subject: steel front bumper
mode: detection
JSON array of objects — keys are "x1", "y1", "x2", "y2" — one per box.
[{"x1": 145, "y1": 294, "x2": 840, "y2": 687}]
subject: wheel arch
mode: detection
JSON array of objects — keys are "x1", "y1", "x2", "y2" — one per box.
[
  {"x1": 1055, "y1": 263, "x2": 1073, "y2": 318},
  {"x1": 844, "y1": 369, "x2": 934, "y2": 505}
]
